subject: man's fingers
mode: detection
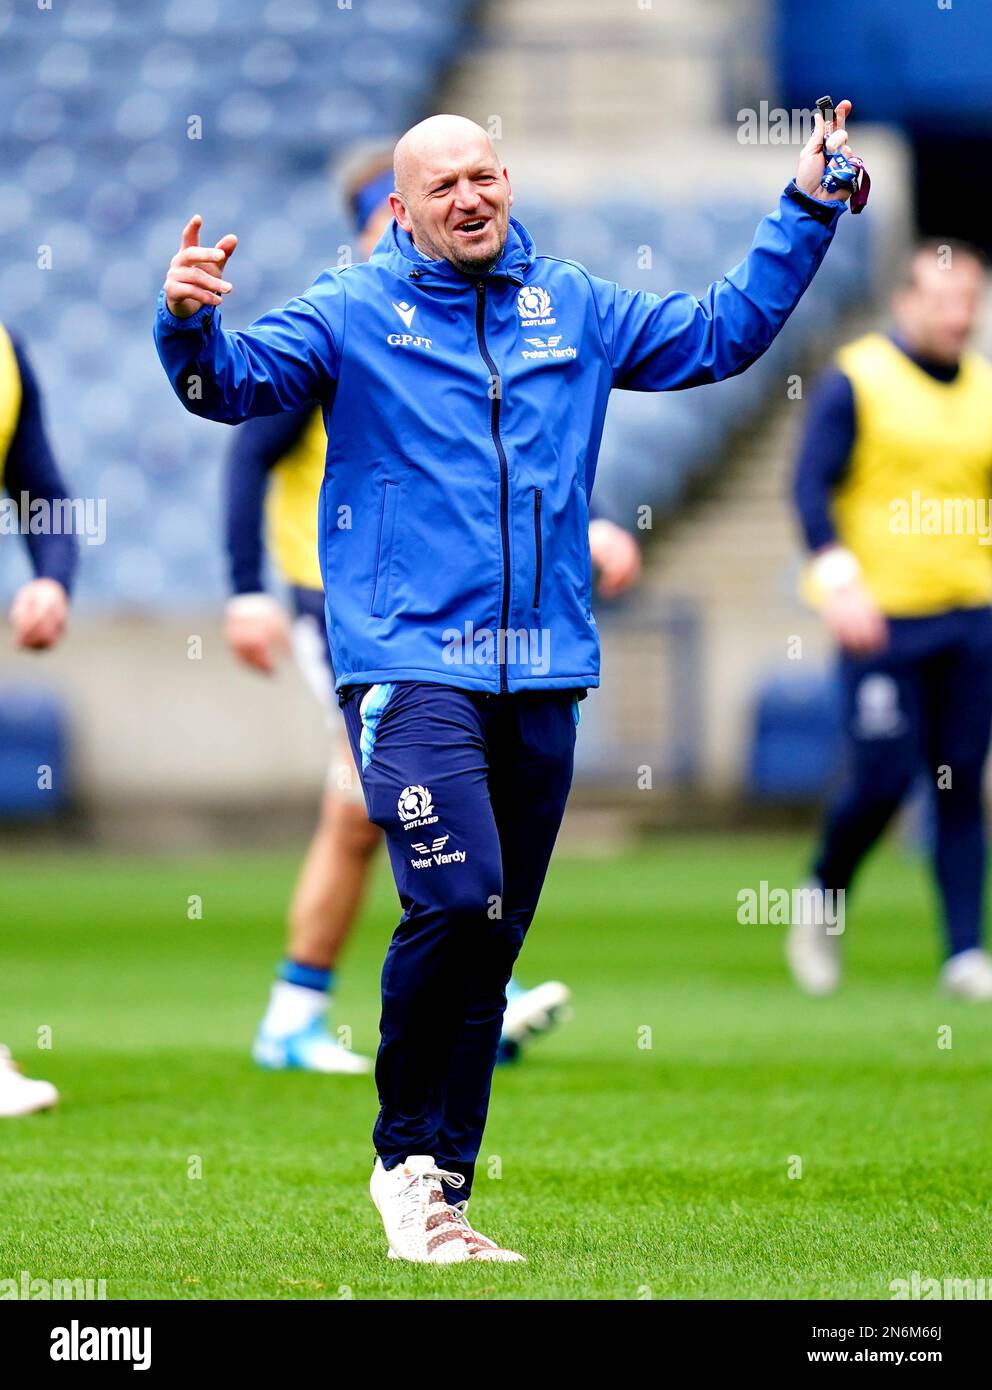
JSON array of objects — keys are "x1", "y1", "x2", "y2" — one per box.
[
  {"x1": 173, "y1": 244, "x2": 228, "y2": 269},
  {"x1": 12, "y1": 601, "x2": 62, "y2": 649},
  {"x1": 164, "y1": 278, "x2": 222, "y2": 308},
  {"x1": 165, "y1": 259, "x2": 233, "y2": 308},
  {"x1": 180, "y1": 214, "x2": 202, "y2": 251},
  {"x1": 241, "y1": 642, "x2": 277, "y2": 674},
  {"x1": 166, "y1": 223, "x2": 237, "y2": 314},
  {"x1": 18, "y1": 619, "x2": 54, "y2": 649},
  {"x1": 803, "y1": 98, "x2": 853, "y2": 156},
  {"x1": 176, "y1": 266, "x2": 232, "y2": 295},
  {"x1": 212, "y1": 235, "x2": 238, "y2": 276},
  {"x1": 802, "y1": 110, "x2": 825, "y2": 157}
]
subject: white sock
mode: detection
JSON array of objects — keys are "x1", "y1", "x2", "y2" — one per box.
[{"x1": 261, "y1": 981, "x2": 328, "y2": 1037}]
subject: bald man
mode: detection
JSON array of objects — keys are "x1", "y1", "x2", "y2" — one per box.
[
  {"x1": 223, "y1": 148, "x2": 640, "y2": 1077},
  {"x1": 155, "y1": 110, "x2": 862, "y2": 1263}
]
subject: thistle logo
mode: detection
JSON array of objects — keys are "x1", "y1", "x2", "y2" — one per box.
[
  {"x1": 397, "y1": 784, "x2": 438, "y2": 832},
  {"x1": 516, "y1": 285, "x2": 555, "y2": 327}
]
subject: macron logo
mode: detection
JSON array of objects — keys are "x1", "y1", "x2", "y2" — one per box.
[{"x1": 392, "y1": 300, "x2": 416, "y2": 329}]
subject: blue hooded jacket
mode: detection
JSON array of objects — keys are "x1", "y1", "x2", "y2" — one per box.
[{"x1": 154, "y1": 183, "x2": 844, "y2": 693}]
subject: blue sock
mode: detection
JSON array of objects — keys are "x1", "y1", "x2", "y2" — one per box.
[{"x1": 279, "y1": 959, "x2": 334, "y2": 994}]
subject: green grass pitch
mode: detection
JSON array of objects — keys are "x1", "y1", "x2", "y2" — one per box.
[{"x1": 1, "y1": 834, "x2": 990, "y2": 1300}]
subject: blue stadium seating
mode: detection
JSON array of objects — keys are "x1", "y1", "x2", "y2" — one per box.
[
  {"x1": 0, "y1": 0, "x2": 873, "y2": 608},
  {"x1": 747, "y1": 671, "x2": 843, "y2": 800},
  {"x1": 0, "y1": 685, "x2": 71, "y2": 818}
]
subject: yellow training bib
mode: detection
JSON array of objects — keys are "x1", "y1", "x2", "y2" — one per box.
[
  {"x1": 0, "y1": 323, "x2": 24, "y2": 490},
  {"x1": 819, "y1": 333, "x2": 992, "y2": 616},
  {"x1": 265, "y1": 405, "x2": 327, "y2": 591}
]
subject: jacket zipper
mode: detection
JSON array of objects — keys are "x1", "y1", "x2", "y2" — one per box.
[
  {"x1": 532, "y1": 487, "x2": 543, "y2": 606},
  {"x1": 474, "y1": 280, "x2": 511, "y2": 694}
]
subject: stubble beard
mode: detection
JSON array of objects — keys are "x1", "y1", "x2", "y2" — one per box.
[{"x1": 412, "y1": 218, "x2": 508, "y2": 278}]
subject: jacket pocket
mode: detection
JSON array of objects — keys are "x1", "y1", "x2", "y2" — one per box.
[
  {"x1": 370, "y1": 481, "x2": 400, "y2": 618},
  {"x1": 532, "y1": 487, "x2": 543, "y2": 607}
]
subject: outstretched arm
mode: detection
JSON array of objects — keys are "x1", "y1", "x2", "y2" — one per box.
[
  {"x1": 153, "y1": 216, "x2": 341, "y2": 424},
  {"x1": 600, "y1": 100, "x2": 861, "y2": 392}
]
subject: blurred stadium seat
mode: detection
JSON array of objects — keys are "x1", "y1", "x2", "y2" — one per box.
[
  {"x1": 0, "y1": 0, "x2": 478, "y2": 607},
  {"x1": 0, "y1": 684, "x2": 70, "y2": 819},
  {"x1": 747, "y1": 670, "x2": 842, "y2": 801}
]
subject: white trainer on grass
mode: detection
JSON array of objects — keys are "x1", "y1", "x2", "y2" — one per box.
[
  {"x1": 448, "y1": 1201, "x2": 524, "y2": 1262},
  {"x1": 941, "y1": 948, "x2": 992, "y2": 1002},
  {"x1": 785, "y1": 882, "x2": 842, "y2": 996},
  {"x1": 501, "y1": 980, "x2": 571, "y2": 1045},
  {"x1": 252, "y1": 1016, "x2": 372, "y2": 1074},
  {"x1": 370, "y1": 1155, "x2": 470, "y2": 1263},
  {"x1": 0, "y1": 1046, "x2": 59, "y2": 1118}
]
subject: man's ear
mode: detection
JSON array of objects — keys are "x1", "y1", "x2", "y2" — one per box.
[
  {"x1": 504, "y1": 167, "x2": 513, "y2": 208},
  {"x1": 389, "y1": 191, "x2": 412, "y2": 232}
]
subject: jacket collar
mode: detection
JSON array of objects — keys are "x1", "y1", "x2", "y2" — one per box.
[{"x1": 369, "y1": 215, "x2": 535, "y2": 289}]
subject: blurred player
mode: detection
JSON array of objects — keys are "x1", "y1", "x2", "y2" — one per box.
[
  {"x1": 0, "y1": 320, "x2": 76, "y2": 1115},
  {"x1": 789, "y1": 240, "x2": 992, "y2": 1000},
  {"x1": 156, "y1": 108, "x2": 851, "y2": 1261},
  {"x1": 226, "y1": 149, "x2": 642, "y2": 1074}
]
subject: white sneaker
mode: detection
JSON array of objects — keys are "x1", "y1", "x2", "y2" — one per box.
[
  {"x1": 941, "y1": 948, "x2": 992, "y2": 1001},
  {"x1": 0, "y1": 1046, "x2": 59, "y2": 1118},
  {"x1": 448, "y1": 1201, "x2": 525, "y2": 1262},
  {"x1": 785, "y1": 883, "x2": 842, "y2": 996},
  {"x1": 370, "y1": 1155, "x2": 471, "y2": 1263},
  {"x1": 501, "y1": 980, "x2": 571, "y2": 1045},
  {"x1": 252, "y1": 1016, "x2": 372, "y2": 1074}
]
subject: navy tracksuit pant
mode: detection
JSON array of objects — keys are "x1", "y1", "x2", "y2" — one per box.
[
  {"x1": 341, "y1": 680, "x2": 578, "y2": 1197},
  {"x1": 813, "y1": 606, "x2": 992, "y2": 957}
]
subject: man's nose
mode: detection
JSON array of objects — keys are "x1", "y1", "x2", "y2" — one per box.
[{"x1": 452, "y1": 180, "x2": 482, "y2": 208}]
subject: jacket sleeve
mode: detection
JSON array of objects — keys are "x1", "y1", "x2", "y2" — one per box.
[
  {"x1": 593, "y1": 183, "x2": 845, "y2": 392},
  {"x1": 225, "y1": 405, "x2": 314, "y2": 595},
  {"x1": 153, "y1": 270, "x2": 343, "y2": 424},
  {"x1": 3, "y1": 335, "x2": 79, "y2": 594},
  {"x1": 791, "y1": 367, "x2": 856, "y2": 551}
]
